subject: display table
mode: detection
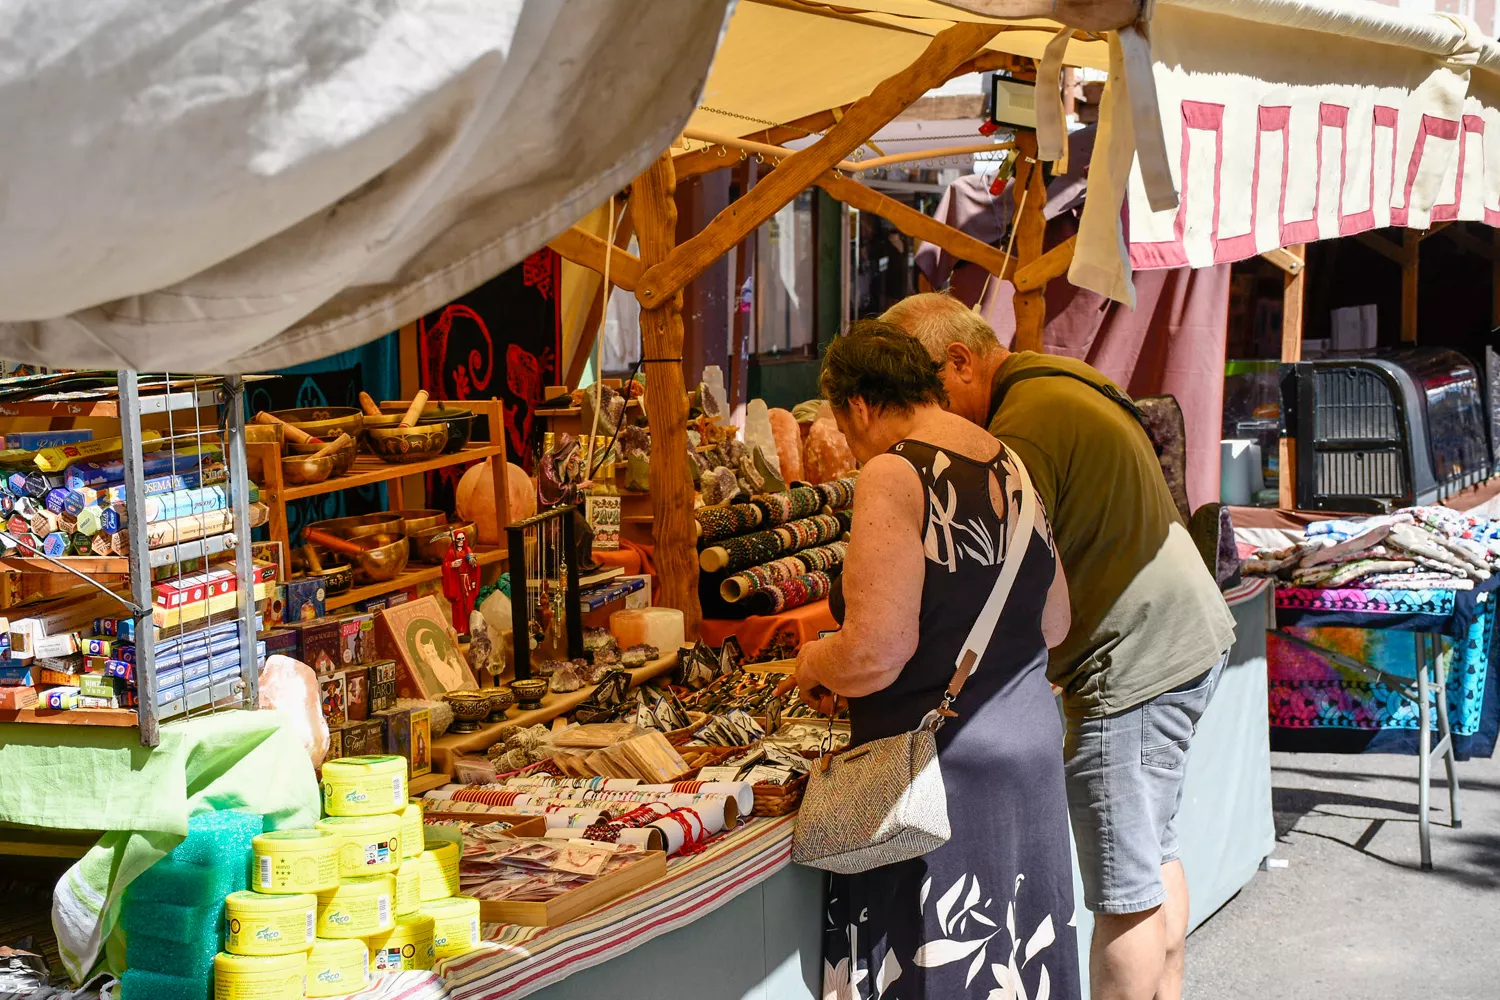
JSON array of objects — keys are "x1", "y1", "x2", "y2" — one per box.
[
  {"x1": 700, "y1": 600, "x2": 838, "y2": 659},
  {"x1": 359, "y1": 816, "x2": 818, "y2": 1000}
]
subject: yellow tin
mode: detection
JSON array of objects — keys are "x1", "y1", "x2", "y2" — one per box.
[
  {"x1": 212, "y1": 951, "x2": 307, "y2": 1000},
  {"x1": 224, "y1": 890, "x2": 316, "y2": 956},
  {"x1": 367, "y1": 913, "x2": 435, "y2": 973},
  {"x1": 417, "y1": 838, "x2": 460, "y2": 900},
  {"x1": 399, "y1": 800, "x2": 424, "y2": 858},
  {"x1": 305, "y1": 938, "x2": 371, "y2": 998},
  {"x1": 395, "y1": 858, "x2": 423, "y2": 916},
  {"x1": 321, "y1": 756, "x2": 408, "y2": 817},
  {"x1": 316, "y1": 814, "x2": 401, "y2": 877},
  {"x1": 251, "y1": 830, "x2": 340, "y2": 894},
  {"x1": 315, "y1": 874, "x2": 395, "y2": 939},
  {"x1": 422, "y1": 895, "x2": 482, "y2": 960}
]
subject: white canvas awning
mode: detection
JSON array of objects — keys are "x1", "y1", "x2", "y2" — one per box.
[{"x1": 1129, "y1": 0, "x2": 1500, "y2": 270}]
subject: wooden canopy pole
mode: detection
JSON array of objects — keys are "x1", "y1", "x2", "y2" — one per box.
[
  {"x1": 1013, "y1": 236, "x2": 1076, "y2": 293},
  {"x1": 817, "y1": 171, "x2": 1014, "y2": 277},
  {"x1": 636, "y1": 20, "x2": 1002, "y2": 308},
  {"x1": 1011, "y1": 131, "x2": 1048, "y2": 352},
  {"x1": 634, "y1": 152, "x2": 703, "y2": 636},
  {"x1": 1278, "y1": 243, "x2": 1306, "y2": 509},
  {"x1": 548, "y1": 227, "x2": 643, "y2": 291}
]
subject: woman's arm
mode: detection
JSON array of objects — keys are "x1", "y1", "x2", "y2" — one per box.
[
  {"x1": 795, "y1": 453, "x2": 925, "y2": 699},
  {"x1": 1042, "y1": 548, "x2": 1070, "y2": 648}
]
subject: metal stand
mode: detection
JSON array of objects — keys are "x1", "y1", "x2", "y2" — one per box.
[
  {"x1": 1277, "y1": 628, "x2": 1461, "y2": 868},
  {"x1": 506, "y1": 505, "x2": 584, "y2": 681}
]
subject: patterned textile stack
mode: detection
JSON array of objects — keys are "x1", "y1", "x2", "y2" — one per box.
[
  {"x1": 1242, "y1": 506, "x2": 1500, "y2": 591},
  {"x1": 695, "y1": 480, "x2": 856, "y2": 618}
]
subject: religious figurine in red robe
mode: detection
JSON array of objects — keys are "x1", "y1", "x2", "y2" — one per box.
[{"x1": 441, "y1": 528, "x2": 481, "y2": 637}]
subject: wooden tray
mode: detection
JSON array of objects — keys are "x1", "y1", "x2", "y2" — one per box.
[
  {"x1": 751, "y1": 773, "x2": 808, "y2": 817},
  {"x1": 423, "y1": 811, "x2": 549, "y2": 839},
  {"x1": 477, "y1": 849, "x2": 667, "y2": 926}
]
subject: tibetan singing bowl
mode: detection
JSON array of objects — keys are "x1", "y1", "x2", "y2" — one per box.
[
  {"x1": 306, "y1": 512, "x2": 406, "y2": 540},
  {"x1": 408, "y1": 520, "x2": 475, "y2": 565},
  {"x1": 321, "y1": 531, "x2": 409, "y2": 583},
  {"x1": 289, "y1": 436, "x2": 357, "y2": 477},
  {"x1": 302, "y1": 563, "x2": 353, "y2": 595},
  {"x1": 244, "y1": 422, "x2": 283, "y2": 484},
  {"x1": 394, "y1": 509, "x2": 449, "y2": 534},
  {"x1": 379, "y1": 402, "x2": 477, "y2": 454},
  {"x1": 281, "y1": 453, "x2": 335, "y2": 486},
  {"x1": 486, "y1": 687, "x2": 514, "y2": 722},
  {"x1": 366, "y1": 423, "x2": 448, "y2": 465},
  {"x1": 271, "y1": 407, "x2": 365, "y2": 440}
]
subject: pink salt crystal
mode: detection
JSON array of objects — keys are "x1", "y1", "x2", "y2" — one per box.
[
  {"x1": 768, "y1": 408, "x2": 804, "y2": 483},
  {"x1": 804, "y1": 413, "x2": 856, "y2": 485},
  {"x1": 258, "y1": 655, "x2": 329, "y2": 766}
]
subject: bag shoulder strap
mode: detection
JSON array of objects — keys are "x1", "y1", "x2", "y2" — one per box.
[
  {"x1": 921, "y1": 450, "x2": 1041, "y2": 729},
  {"x1": 996, "y1": 363, "x2": 1145, "y2": 426}
]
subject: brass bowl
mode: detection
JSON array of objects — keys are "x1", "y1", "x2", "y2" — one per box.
[
  {"x1": 335, "y1": 531, "x2": 410, "y2": 583},
  {"x1": 444, "y1": 691, "x2": 492, "y2": 733},
  {"x1": 394, "y1": 509, "x2": 449, "y2": 535},
  {"x1": 509, "y1": 677, "x2": 548, "y2": 711},
  {"x1": 366, "y1": 423, "x2": 448, "y2": 465},
  {"x1": 289, "y1": 436, "x2": 357, "y2": 477},
  {"x1": 281, "y1": 453, "x2": 335, "y2": 486},
  {"x1": 408, "y1": 520, "x2": 476, "y2": 565},
  {"x1": 301, "y1": 563, "x2": 353, "y2": 595},
  {"x1": 271, "y1": 407, "x2": 365, "y2": 441},
  {"x1": 379, "y1": 402, "x2": 477, "y2": 454},
  {"x1": 244, "y1": 423, "x2": 284, "y2": 483},
  {"x1": 306, "y1": 512, "x2": 406, "y2": 540},
  {"x1": 486, "y1": 687, "x2": 514, "y2": 722}
]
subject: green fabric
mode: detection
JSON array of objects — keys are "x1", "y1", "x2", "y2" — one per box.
[
  {"x1": 0, "y1": 709, "x2": 320, "y2": 982},
  {"x1": 987, "y1": 352, "x2": 1236, "y2": 718}
]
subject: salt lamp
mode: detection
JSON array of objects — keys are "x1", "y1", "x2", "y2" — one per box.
[{"x1": 457, "y1": 459, "x2": 537, "y2": 543}]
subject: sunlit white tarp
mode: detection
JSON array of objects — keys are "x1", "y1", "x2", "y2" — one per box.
[{"x1": 0, "y1": 0, "x2": 730, "y2": 371}]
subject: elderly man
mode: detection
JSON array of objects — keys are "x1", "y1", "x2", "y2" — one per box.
[{"x1": 881, "y1": 293, "x2": 1234, "y2": 1000}]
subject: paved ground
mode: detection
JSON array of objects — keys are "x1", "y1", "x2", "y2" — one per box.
[{"x1": 1185, "y1": 748, "x2": 1500, "y2": 999}]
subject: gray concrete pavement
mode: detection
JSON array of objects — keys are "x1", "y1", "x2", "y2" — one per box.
[{"x1": 1185, "y1": 749, "x2": 1500, "y2": 999}]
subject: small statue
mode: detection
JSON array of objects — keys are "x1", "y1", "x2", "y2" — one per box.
[
  {"x1": 441, "y1": 528, "x2": 481, "y2": 637},
  {"x1": 467, "y1": 609, "x2": 496, "y2": 676}
]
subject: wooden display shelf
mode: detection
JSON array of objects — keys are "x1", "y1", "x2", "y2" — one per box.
[
  {"x1": 430, "y1": 652, "x2": 678, "y2": 773},
  {"x1": 0, "y1": 555, "x2": 131, "y2": 575},
  {"x1": 409, "y1": 771, "x2": 452, "y2": 795},
  {"x1": 324, "y1": 544, "x2": 507, "y2": 610},
  {"x1": 280, "y1": 442, "x2": 506, "y2": 501},
  {"x1": 0, "y1": 825, "x2": 102, "y2": 859},
  {"x1": 476, "y1": 849, "x2": 666, "y2": 926},
  {"x1": 0, "y1": 707, "x2": 138, "y2": 726}
]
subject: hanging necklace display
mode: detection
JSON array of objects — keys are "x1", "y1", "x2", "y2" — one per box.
[{"x1": 506, "y1": 505, "x2": 585, "y2": 681}]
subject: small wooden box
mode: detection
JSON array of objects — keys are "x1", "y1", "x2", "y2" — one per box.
[{"x1": 476, "y1": 850, "x2": 667, "y2": 926}]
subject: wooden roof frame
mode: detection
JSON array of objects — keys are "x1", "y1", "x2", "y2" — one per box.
[{"x1": 550, "y1": 21, "x2": 1077, "y2": 634}]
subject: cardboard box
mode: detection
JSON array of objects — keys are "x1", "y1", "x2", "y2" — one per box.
[
  {"x1": 374, "y1": 596, "x2": 477, "y2": 700},
  {"x1": 0, "y1": 686, "x2": 38, "y2": 710},
  {"x1": 79, "y1": 674, "x2": 127, "y2": 700},
  {"x1": 337, "y1": 613, "x2": 378, "y2": 667},
  {"x1": 344, "y1": 718, "x2": 385, "y2": 758},
  {"x1": 260, "y1": 628, "x2": 298, "y2": 660},
  {"x1": 319, "y1": 670, "x2": 348, "y2": 728},
  {"x1": 292, "y1": 620, "x2": 343, "y2": 674},
  {"x1": 344, "y1": 665, "x2": 370, "y2": 722},
  {"x1": 375, "y1": 706, "x2": 432, "y2": 778},
  {"x1": 284, "y1": 577, "x2": 325, "y2": 624},
  {"x1": 367, "y1": 660, "x2": 398, "y2": 714},
  {"x1": 326, "y1": 723, "x2": 347, "y2": 762}
]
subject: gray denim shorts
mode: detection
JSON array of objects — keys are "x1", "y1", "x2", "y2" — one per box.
[{"x1": 1062, "y1": 652, "x2": 1227, "y2": 915}]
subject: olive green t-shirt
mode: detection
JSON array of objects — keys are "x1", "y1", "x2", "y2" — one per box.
[{"x1": 988, "y1": 352, "x2": 1236, "y2": 719}]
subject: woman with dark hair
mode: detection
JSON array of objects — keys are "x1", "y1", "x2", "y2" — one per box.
[{"x1": 786, "y1": 320, "x2": 1081, "y2": 1000}]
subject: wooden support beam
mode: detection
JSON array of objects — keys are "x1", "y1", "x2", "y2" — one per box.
[
  {"x1": 564, "y1": 203, "x2": 635, "y2": 389},
  {"x1": 1259, "y1": 246, "x2": 1305, "y2": 276},
  {"x1": 1402, "y1": 230, "x2": 1419, "y2": 343},
  {"x1": 636, "y1": 20, "x2": 1002, "y2": 307},
  {"x1": 1354, "y1": 230, "x2": 1406, "y2": 266},
  {"x1": 1278, "y1": 243, "x2": 1306, "y2": 510},
  {"x1": 1417, "y1": 221, "x2": 1451, "y2": 241},
  {"x1": 547, "y1": 227, "x2": 643, "y2": 291},
  {"x1": 1437, "y1": 223, "x2": 1500, "y2": 264},
  {"x1": 1010, "y1": 131, "x2": 1048, "y2": 352},
  {"x1": 633, "y1": 153, "x2": 702, "y2": 637},
  {"x1": 1013, "y1": 236, "x2": 1076, "y2": 293},
  {"x1": 674, "y1": 110, "x2": 842, "y2": 181},
  {"x1": 816, "y1": 171, "x2": 1015, "y2": 278}
]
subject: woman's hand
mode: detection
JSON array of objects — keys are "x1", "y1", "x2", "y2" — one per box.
[{"x1": 773, "y1": 648, "x2": 843, "y2": 717}]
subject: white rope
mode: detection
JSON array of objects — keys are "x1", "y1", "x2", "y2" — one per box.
[{"x1": 584, "y1": 196, "x2": 619, "y2": 477}]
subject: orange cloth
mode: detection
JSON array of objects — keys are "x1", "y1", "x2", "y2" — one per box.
[{"x1": 700, "y1": 599, "x2": 837, "y2": 658}]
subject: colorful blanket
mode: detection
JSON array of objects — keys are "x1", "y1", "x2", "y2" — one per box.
[{"x1": 1270, "y1": 585, "x2": 1500, "y2": 758}]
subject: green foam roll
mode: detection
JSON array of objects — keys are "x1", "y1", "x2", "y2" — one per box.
[{"x1": 119, "y1": 967, "x2": 212, "y2": 1000}]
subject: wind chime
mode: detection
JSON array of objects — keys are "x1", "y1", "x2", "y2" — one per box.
[{"x1": 506, "y1": 505, "x2": 584, "y2": 681}]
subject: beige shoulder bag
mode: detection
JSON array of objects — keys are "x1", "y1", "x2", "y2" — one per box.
[{"x1": 791, "y1": 455, "x2": 1040, "y2": 874}]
